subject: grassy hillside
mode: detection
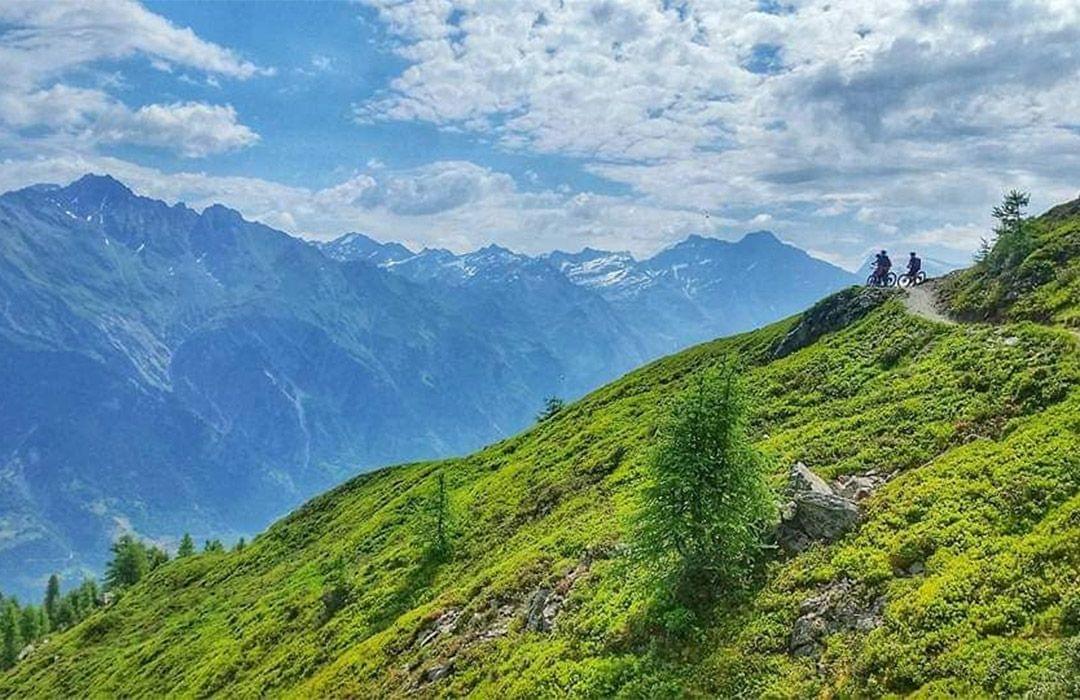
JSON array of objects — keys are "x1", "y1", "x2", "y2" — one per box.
[
  {"x1": 941, "y1": 194, "x2": 1080, "y2": 328},
  {"x1": 2, "y1": 205, "x2": 1078, "y2": 698}
]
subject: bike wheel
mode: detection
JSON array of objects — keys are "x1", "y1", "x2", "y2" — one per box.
[
  {"x1": 866, "y1": 274, "x2": 878, "y2": 287},
  {"x1": 897, "y1": 274, "x2": 912, "y2": 288},
  {"x1": 916, "y1": 271, "x2": 926, "y2": 284},
  {"x1": 886, "y1": 272, "x2": 897, "y2": 287}
]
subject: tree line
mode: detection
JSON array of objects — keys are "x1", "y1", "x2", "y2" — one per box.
[{"x1": 1, "y1": 532, "x2": 244, "y2": 670}]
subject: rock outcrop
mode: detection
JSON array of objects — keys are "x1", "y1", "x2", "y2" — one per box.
[
  {"x1": 772, "y1": 286, "x2": 896, "y2": 359},
  {"x1": 788, "y1": 578, "x2": 885, "y2": 658},
  {"x1": 778, "y1": 463, "x2": 877, "y2": 555}
]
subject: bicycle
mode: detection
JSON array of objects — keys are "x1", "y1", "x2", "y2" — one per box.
[
  {"x1": 866, "y1": 270, "x2": 897, "y2": 287},
  {"x1": 897, "y1": 270, "x2": 927, "y2": 288}
]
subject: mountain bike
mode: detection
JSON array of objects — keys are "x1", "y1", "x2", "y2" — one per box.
[
  {"x1": 897, "y1": 270, "x2": 927, "y2": 288},
  {"x1": 866, "y1": 270, "x2": 897, "y2": 287}
]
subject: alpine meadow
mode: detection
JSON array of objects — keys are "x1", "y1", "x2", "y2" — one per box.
[{"x1": 0, "y1": 1, "x2": 1078, "y2": 698}]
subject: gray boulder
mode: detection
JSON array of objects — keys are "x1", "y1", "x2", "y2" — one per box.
[
  {"x1": 789, "y1": 462, "x2": 833, "y2": 496},
  {"x1": 778, "y1": 463, "x2": 863, "y2": 555}
]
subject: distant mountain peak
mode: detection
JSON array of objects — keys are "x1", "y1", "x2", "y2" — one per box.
[
  {"x1": 63, "y1": 173, "x2": 134, "y2": 203},
  {"x1": 200, "y1": 203, "x2": 247, "y2": 226},
  {"x1": 318, "y1": 231, "x2": 414, "y2": 265},
  {"x1": 475, "y1": 243, "x2": 517, "y2": 255},
  {"x1": 740, "y1": 230, "x2": 782, "y2": 245}
]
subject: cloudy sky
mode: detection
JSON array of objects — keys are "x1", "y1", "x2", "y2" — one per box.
[{"x1": 1, "y1": 0, "x2": 1078, "y2": 268}]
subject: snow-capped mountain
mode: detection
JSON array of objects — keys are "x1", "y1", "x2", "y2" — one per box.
[
  {"x1": 316, "y1": 232, "x2": 413, "y2": 266},
  {"x1": 319, "y1": 228, "x2": 859, "y2": 357}
]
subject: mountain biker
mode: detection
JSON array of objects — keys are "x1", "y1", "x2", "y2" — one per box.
[
  {"x1": 873, "y1": 250, "x2": 892, "y2": 285},
  {"x1": 907, "y1": 251, "x2": 922, "y2": 277}
]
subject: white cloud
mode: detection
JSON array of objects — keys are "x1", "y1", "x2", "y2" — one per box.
[
  {"x1": 0, "y1": 0, "x2": 265, "y2": 158},
  {"x1": 108, "y1": 103, "x2": 259, "y2": 157},
  {"x1": 0, "y1": 0, "x2": 269, "y2": 89},
  {"x1": 0, "y1": 86, "x2": 257, "y2": 157},
  {"x1": 353, "y1": 0, "x2": 1080, "y2": 259}
]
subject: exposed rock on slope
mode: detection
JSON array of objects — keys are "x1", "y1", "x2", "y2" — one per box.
[
  {"x1": 777, "y1": 463, "x2": 893, "y2": 555},
  {"x1": 771, "y1": 286, "x2": 895, "y2": 358}
]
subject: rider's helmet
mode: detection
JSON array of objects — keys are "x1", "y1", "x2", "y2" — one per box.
[
  {"x1": 910, "y1": 252, "x2": 916, "y2": 256},
  {"x1": 881, "y1": 250, "x2": 887, "y2": 254}
]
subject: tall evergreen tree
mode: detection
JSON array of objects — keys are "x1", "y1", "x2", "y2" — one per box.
[
  {"x1": 43, "y1": 574, "x2": 60, "y2": 627},
  {"x1": 992, "y1": 189, "x2": 1030, "y2": 238},
  {"x1": 78, "y1": 579, "x2": 99, "y2": 612},
  {"x1": 986, "y1": 189, "x2": 1032, "y2": 271},
  {"x1": 177, "y1": 533, "x2": 195, "y2": 558},
  {"x1": 54, "y1": 598, "x2": 75, "y2": 630},
  {"x1": 1, "y1": 601, "x2": 21, "y2": 669},
  {"x1": 18, "y1": 606, "x2": 40, "y2": 645}
]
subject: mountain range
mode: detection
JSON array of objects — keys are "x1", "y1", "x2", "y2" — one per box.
[
  {"x1": 322, "y1": 228, "x2": 860, "y2": 357},
  {"x1": 2, "y1": 192, "x2": 1075, "y2": 697},
  {"x1": 0, "y1": 174, "x2": 856, "y2": 597}
]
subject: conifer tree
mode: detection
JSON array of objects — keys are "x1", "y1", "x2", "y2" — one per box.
[
  {"x1": 54, "y1": 598, "x2": 75, "y2": 630},
  {"x1": 105, "y1": 535, "x2": 149, "y2": 590},
  {"x1": 18, "y1": 606, "x2": 40, "y2": 645},
  {"x1": 177, "y1": 533, "x2": 195, "y2": 557},
  {"x1": 147, "y1": 546, "x2": 170, "y2": 570},
  {"x1": 43, "y1": 574, "x2": 60, "y2": 627},
  {"x1": 77, "y1": 579, "x2": 99, "y2": 612},
  {"x1": 1, "y1": 601, "x2": 21, "y2": 669},
  {"x1": 420, "y1": 472, "x2": 454, "y2": 561},
  {"x1": 634, "y1": 365, "x2": 775, "y2": 608}
]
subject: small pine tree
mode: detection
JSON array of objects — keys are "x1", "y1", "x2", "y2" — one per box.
[
  {"x1": 43, "y1": 574, "x2": 60, "y2": 628},
  {"x1": 147, "y1": 546, "x2": 170, "y2": 570},
  {"x1": 420, "y1": 472, "x2": 454, "y2": 562},
  {"x1": 536, "y1": 396, "x2": 565, "y2": 422},
  {"x1": 634, "y1": 365, "x2": 776, "y2": 611},
  {"x1": 177, "y1": 533, "x2": 195, "y2": 558},
  {"x1": 203, "y1": 539, "x2": 225, "y2": 554},
  {"x1": 986, "y1": 189, "x2": 1032, "y2": 271},
  {"x1": 234, "y1": 537, "x2": 246, "y2": 552},
  {"x1": 105, "y1": 535, "x2": 149, "y2": 590}
]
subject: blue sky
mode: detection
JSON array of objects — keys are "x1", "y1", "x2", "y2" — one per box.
[{"x1": 1, "y1": 1, "x2": 1079, "y2": 268}]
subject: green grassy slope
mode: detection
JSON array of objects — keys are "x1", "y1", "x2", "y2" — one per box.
[
  {"x1": 941, "y1": 195, "x2": 1080, "y2": 328},
  {"x1": 3, "y1": 208, "x2": 1079, "y2": 698}
]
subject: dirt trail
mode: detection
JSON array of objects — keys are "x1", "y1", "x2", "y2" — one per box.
[
  {"x1": 901, "y1": 281, "x2": 956, "y2": 325},
  {"x1": 901, "y1": 281, "x2": 1080, "y2": 342}
]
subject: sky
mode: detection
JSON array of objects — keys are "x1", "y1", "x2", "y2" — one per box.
[{"x1": 1, "y1": 1, "x2": 1079, "y2": 269}]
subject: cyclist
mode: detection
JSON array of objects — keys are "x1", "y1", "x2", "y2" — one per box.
[
  {"x1": 907, "y1": 251, "x2": 922, "y2": 278},
  {"x1": 873, "y1": 250, "x2": 892, "y2": 285}
]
